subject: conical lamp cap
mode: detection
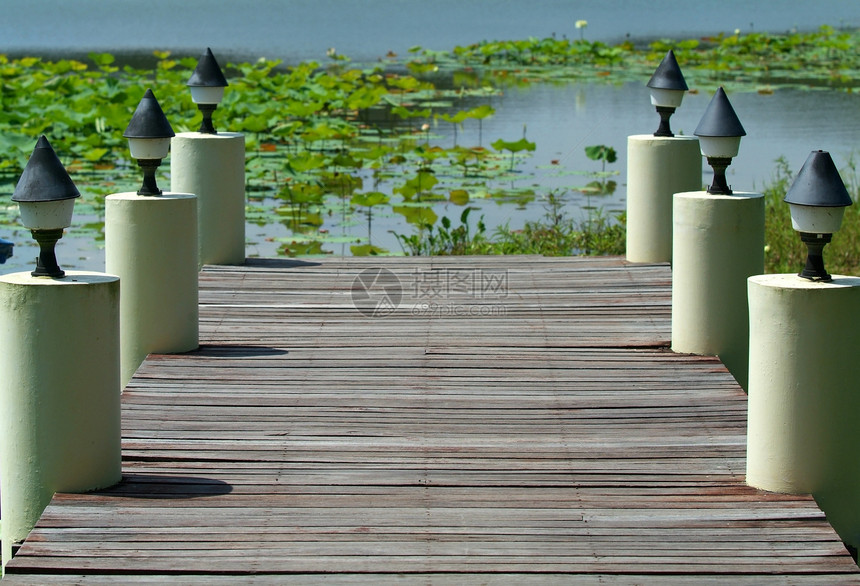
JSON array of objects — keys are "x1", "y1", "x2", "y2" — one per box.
[
  {"x1": 12, "y1": 135, "x2": 80, "y2": 202},
  {"x1": 694, "y1": 87, "x2": 746, "y2": 137},
  {"x1": 647, "y1": 50, "x2": 688, "y2": 91},
  {"x1": 188, "y1": 48, "x2": 228, "y2": 88},
  {"x1": 123, "y1": 89, "x2": 175, "y2": 139},
  {"x1": 784, "y1": 150, "x2": 853, "y2": 207}
]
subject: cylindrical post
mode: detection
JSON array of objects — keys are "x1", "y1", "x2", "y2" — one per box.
[
  {"x1": 626, "y1": 135, "x2": 701, "y2": 263},
  {"x1": 747, "y1": 275, "x2": 860, "y2": 497},
  {"x1": 105, "y1": 193, "x2": 198, "y2": 386},
  {"x1": 671, "y1": 191, "x2": 764, "y2": 389},
  {"x1": 0, "y1": 272, "x2": 121, "y2": 567},
  {"x1": 170, "y1": 132, "x2": 245, "y2": 266}
]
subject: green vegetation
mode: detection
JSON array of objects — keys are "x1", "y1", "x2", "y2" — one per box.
[
  {"x1": 0, "y1": 51, "x2": 524, "y2": 255},
  {"x1": 491, "y1": 192, "x2": 625, "y2": 256},
  {"x1": 414, "y1": 24, "x2": 860, "y2": 92},
  {"x1": 392, "y1": 190, "x2": 625, "y2": 257},
  {"x1": 391, "y1": 207, "x2": 490, "y2": 256},
  {"x1": 0, "y1": 24, "x2": 858, "y2": 261},
  {"x1": 391, "y1": 143, "x2": 623, "y2": 256}
]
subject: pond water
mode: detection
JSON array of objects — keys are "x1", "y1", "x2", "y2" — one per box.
[
  {"x1": 243, "y1": 83, "x2": 860, "y2": 258},
  {"x1": 1, "y1": 1, "x2": 859, "y2": 273},
  {"x1": 4, "y1": 0, "x2": 860, "y2": 63}
]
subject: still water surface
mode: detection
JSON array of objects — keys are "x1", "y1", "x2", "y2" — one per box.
[{"x1": 4, "y1": 0, "x2": 860, "y2": 63}]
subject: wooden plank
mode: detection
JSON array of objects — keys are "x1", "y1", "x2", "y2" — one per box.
[{"x1": 5, "y1": 256, "x2": 858, "y2": 581}]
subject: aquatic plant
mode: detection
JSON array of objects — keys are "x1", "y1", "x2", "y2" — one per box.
[
  {"x1": 418, "y1": 25, "x2": 860, "y2": 92},
  {"x1": 575, "y1": 20, "x2": 589, "y2": 42},
  {"x1": 1, "y1": 25, "x2": 858, "y2": 263},
  {"x1": 391, "y1": 207, "x2": 489, "y2": 256},
  {"x1": 491, "y1": 126, "x2": 536, "y2": 172},
  {"x1": 391, "y1": 190, "x2": 625, "y2": 257},
  {"x1": 582, "y1": 144, "x2": 619, "y2": 195}
]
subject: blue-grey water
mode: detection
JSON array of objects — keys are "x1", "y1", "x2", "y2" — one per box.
[
  {"x1": 1, "y1": 1, "x2": 859, "y2": 272},
  {"x1": 4, "y1": 0, "x2": 860, "y2": 63}
]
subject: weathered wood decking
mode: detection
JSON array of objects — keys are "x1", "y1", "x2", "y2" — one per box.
[{"x1": 3, "y1": 256, "x2": 858, "y2": 583}]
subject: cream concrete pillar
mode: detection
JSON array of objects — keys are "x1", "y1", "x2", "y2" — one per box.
[
  {"x1": 671, "y1": 191, "x2": 764, "y2": 390},
  {"x1": 170, "y1": 132, "x2": 245, "y2": 266},
  {"x1": 105, "y1": 193, "x2": 198, "y2": 386},
  {"x1": 747, "y1": 275, "x2": 860, "y2": 499},
  {"x1": 626, "y1": 135, "x2": 701, "y2": 263},
  {"x1": 0, "y1": 272, "x2": 121, "y2": 568}
]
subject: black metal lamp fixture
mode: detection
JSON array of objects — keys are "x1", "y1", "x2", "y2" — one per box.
[
  {"x1": 693, "y1": 87, "x2": 746, "y2": 195},
  {"x1": 784, "y1": 150, "x2": 853, "y2": 281},
  {"x1": 123, "y1": 89, "x2": 175, "y2": 196},
  {"x1": 11, "y1": 136, "x2": 80, "y2": 278},
  {"x1": 646, "y1": 50, "x2": 688, "y2": 137},
  {"x1": 187, "y1": 48, "x2": 228, "y2": 134}
]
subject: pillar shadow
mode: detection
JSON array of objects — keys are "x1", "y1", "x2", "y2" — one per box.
[
  {"x1": 188, "y1": 344, "x2": 289, "y2": 358},
  {"x1": 240, "y1": 258, "x2": 322, "y2": 269},
  {"x1": 95, "y1": 474, "x2": 233, "y2": 500}
]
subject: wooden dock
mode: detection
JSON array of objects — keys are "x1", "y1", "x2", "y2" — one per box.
[{"x1": 3, "y1": 256, "x2": 858, "y2": 583}]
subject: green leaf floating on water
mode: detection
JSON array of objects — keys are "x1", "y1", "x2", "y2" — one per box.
[
  {"x1": 393, "y1": 205, "x2": 438, "y2": 227},
  {"x1": 449, "y1": 189, "x2": 470, "y2": 205},
  {"x1": 81, "y1": 147, "x2": 109, "y2": 162},
  {"x1": 351, "y1": 191, "x2": 390, "y2": 208},
  {"x1": 280, "y1": 182, "x2": 325, "y2": 205},
  {"x1": 394, "y1": 172, "x2": 439, "y2": 200},
  {"x1": 286, "y1": 152, "x2": 329, "y2": 174},
  {"x1": 390, "y1": 106, "x2": 431, "y2": 119}
]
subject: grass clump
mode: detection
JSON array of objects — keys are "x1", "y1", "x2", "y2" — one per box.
[
  {"x1": 391, "y1": 207, "x2": 492, "y2": 256},
  {"x1": 392, "y1": 191, "x2": 625, "y2": 257}
]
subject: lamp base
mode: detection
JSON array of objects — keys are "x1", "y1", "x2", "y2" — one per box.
[
  {"x1": 799, "y1": 232, "x2": 833, "y2": 282},
  {"x1": 706, "y1": 156, "x2": 733, "y2": 195},
  {"x1": 197, "y1": 104, "x2": 217, "y2": 134},
  {"x1": 653, "y1": 106, "x2": 675, "y2": 138},
  {"x1": 31, "y1": 228, "x2": 65, "y2": 278},
  {"x1": 136, "y1": 159, "x2": 163, "y2": 196}
]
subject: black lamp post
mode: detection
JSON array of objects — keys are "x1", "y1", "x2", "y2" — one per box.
[
  {"x1": 123, "y1": 89, "x2": 175, "y2": 196},
  {"x1": 187, "y1": 48, "x2": 228, "y2": 134},
  {"x1": 784, "y1": 150, "x2": 853, "y2": 281},
  {"x1": 11, "y1": 136, "x2": 80, "y2": 278},
  {"x1": 694, "y1": 87, "x2": 746, "y2": 195},
  {"x1": 646, "y1": 50, "x2": 688, "y2": 137}
]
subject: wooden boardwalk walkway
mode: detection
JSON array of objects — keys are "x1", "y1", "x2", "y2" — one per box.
[{"x1": 3, "y1": 256, "x2": 858, "y2": 583}]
